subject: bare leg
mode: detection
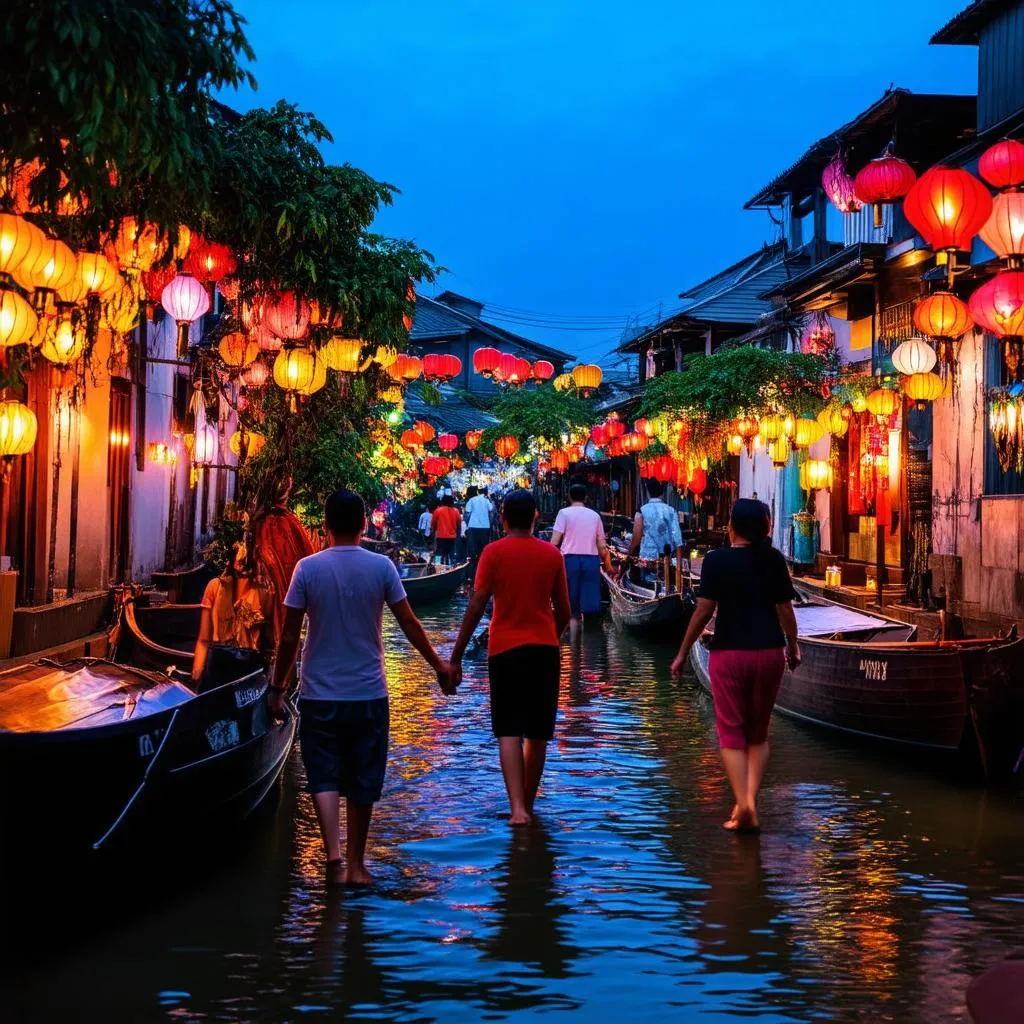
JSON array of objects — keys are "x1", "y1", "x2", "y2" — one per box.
[
  {"x1": 312, "y1": 790, "x2": 342, "y2": 862},
  {"x1": 498, "y1": 737, "x2": 531, "y2": 825},
  {"x1": 523, "y1": 739, "x2": 548, "y2": 813},
  {"x1": 746, "y1": 742, "x2": 771, "y2": 812},
  {"x1": 719, "y1": 747, "x2": 757, "y2": 830},
  {"x1": 344, "y1": 799, "x2": 375, "y2": 885},
  {"x1": 569, "y1": 616, "x2": 581, "y2": 640}
]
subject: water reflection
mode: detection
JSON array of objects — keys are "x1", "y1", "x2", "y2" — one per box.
[{"x1": 4, "y1": 602, "x2": 1023, "y2": 1023}]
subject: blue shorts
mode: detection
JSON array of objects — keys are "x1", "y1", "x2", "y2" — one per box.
[
  {"x1": 298, "y1": 697, "x2": 389, "y2": 802},
  {"x1": 563, "y1": 554, "x2": 602, "y2": 617}
]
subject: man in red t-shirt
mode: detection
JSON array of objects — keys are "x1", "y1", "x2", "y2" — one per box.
[
  {"x1": 450, "y1": 490, "x2": 571, "y2": 825},
  {"x1": 430, "y1": 494, "x2": 462, "y2": 565}
]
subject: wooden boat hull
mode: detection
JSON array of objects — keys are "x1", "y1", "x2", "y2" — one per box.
[
  {"x1": 603, "y1": 570, "x2": 693, "y2": 642},
  {"x1": 111, "y1": 599, "x2": 202, "y2": 673},
  {"x1": 150, "y1": 563, "x2": 215, "y2": 604},
  {"x1": 402, "y1": 562, "x2": 468, "y2": 610}
]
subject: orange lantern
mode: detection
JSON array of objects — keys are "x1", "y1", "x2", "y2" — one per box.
[
  {"x1": 388, "y1": 353, "x2": 423, "y2": 383},
  {"x1": 494, "y1": 435, "x2": 519, "y2": 459},
  {"x1": 77, "y1": 251, "x2": 120, "y2": 297},
  {"x1": 400, "y1": 429, "x2": 423, "y2": 451},
  {"x1": 620, "y1": 431, "x2": 648, "y2": 454},
  {"x1": 571, "y1": 363, "x2": 602, "y2": 395},
  {"x1": 414, "y1": 420, "x2": 436, "y2": 444},
  {"x1": 273, "y1": 346, "x2": 317, "y2": 411},
  {"x1": 15, "y1": 235, "x2": 77, "y2": 297},
  {"x1": 866, "y1": 387, "x2": 900, "y2": 421},
  {"x1": 969, "y1": 271, "x2": 1024, "y2": 338},
  {"x1": 727, "y1": 434, "x2": 744, "y2": 456},
  {"x1": 0, "y1": 286, "x2": 39, "y2": 347},
  {"x1": 218, "y1": 332, "x2": 259, "y2": 369},
  {"x1": 549, "y1": 449, "x2": 569, "y2": 472},
  {"x1": 913, "y1": 291, "x2": 973, "y2": 340},
  {"x1": 107, "y1": 217, "x2": 168, "y2": 274},
  {"x1": 903, "y1": 371, "x2": 944, "y2": 409},
  {"x1": 319, "y1": 336, "x2": 363, "y2": 373},
  {"x1": 980, "y1": 191, "x2": 1024, "y2": 262},
  {"x1": 0, "y1": 213, "x2": 46, "y2": 278},
  {"x1": 903, "y1": 166, "x2": 992, "y2": 257},
  {"x1": 472, "y1": 346, "x2": 501, "y2": 377},
  {"x1": 465, "y1": 429, "x2": 483, "y2": 450},
  {"x1": 633, "y1": 417, "x2": 653, "y2": 437},
  {"x1": 437, "y1": 432, "x2": 459, "y2": 452}
]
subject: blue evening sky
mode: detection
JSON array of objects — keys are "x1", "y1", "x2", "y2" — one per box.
[{"x1": 230, "y1": 0, "x2": 976, "y2": 363}]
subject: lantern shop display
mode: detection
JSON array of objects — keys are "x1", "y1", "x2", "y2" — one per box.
[
  {"x1": 494, "y1": 435, "x2": 519, "y2": 459},
  {"x1": 854, "y1": 149, "x2": 917, "y2": 228},
  {"x1": 0, "y1": 398, "x2": 38, "y2": 477}
]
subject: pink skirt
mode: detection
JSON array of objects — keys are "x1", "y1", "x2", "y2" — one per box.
[{"x1": 708, "y1": 647, "x2": 786, "y2": 749}]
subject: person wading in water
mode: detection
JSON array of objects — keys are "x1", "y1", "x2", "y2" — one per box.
[
  {"x1": 551, "y1": 478, "x2": 613, "y2": 633},
  {"x1": 670, "y1": 499, "x2": 800, "y2": 834}
]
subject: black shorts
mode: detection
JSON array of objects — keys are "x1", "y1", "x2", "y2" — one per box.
[
  {"x1": 488, "y1": 644, "x2": 560, "y2": 740},
  {"x1": 436, "y1": 537, "x2": 456, "y2": 557},
  {"x1": 298, "y1": 697, "x2": 389, "y2": 803}
]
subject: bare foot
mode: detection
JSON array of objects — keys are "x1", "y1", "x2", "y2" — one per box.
[
  {"x1": 509, "y1": 809, "x2": 532, "y2": 826},
  {"x1": 345, "y1": 864, "x2": 375, "y2": 886},
  {"x1": 724, "y1": 805, "x2": 759, "y2": 833},
  {"x1": 325, "y1": 859, "x2": 346, "y2": 887}
]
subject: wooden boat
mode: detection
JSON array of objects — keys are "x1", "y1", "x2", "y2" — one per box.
[
  {"x1": 0, "y1": 652, "x2": 296, "y2": 876},
  {"x1": 688, "y1": 591, "x2": 1024, "y2": 781},
  {"x1": 602, "y1": 569, "x2": 695, "y2": 642},
  {"x1": 109, "y1": 596, "x2": 202, "y2": 673},
  {"x1": 400, "y1": 561, "x2": 468, "y2": 610},
  {"x1": 150, "y1": 562, "x2": 215, "y2": 604}
]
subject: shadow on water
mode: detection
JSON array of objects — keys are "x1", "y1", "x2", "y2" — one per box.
[{"x1": 4, "y1": 600, "x2": 1024, "y2": 1023}]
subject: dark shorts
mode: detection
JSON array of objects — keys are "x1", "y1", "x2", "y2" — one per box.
[
  {"x1": 467, "y1": 527, "x2": 491, "y2": 559},
  {"x1": 488, "y1": 644, "x2": 560, "y2": 740},
  {"x1": 436, "y1": 537, "x2": 456, "y2": 560},
  {"x1": 708, "y1": 648, "x2": 785, "y2": 749},
  {"x1": 298, "y1": 697, "x2": 389, "y2": 802},
  {"x1": 563, "y1": 554, "x2": 602, "y2": 616}
]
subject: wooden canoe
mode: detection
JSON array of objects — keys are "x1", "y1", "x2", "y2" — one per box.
[
  {"x1": 400, "y1": 561, "x2": 468, "y2": 610},
  {"x1": 602, "y1": 569, "x2": 694, "y2": 642}
]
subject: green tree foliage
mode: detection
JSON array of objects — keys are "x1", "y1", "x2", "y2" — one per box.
[
  {"x1": 482, "y1": 385, "x2": 596, "y2": 449},
  {"x1": 637, "y1": 347, "x2": 827, "y2": 423}
]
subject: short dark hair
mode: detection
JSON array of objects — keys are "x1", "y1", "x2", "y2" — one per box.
[
  {"x1": 325, "y1": 489, "x2": 365, "y2": 535},
  {"x1": 502, "y1": 489, "x2": 536, "y2": 530},
  {"x1": 466, "y1": 485, "x2": 478, "y2": 499},
  {"x1": 442, "y1": 493, "x2": 455, "y2": 507},
  {"x1": 568, "y1": 481, "x2": 587, "y2": 503},
  {"x1": 730, "y1": 498, "x2": 770, "y2": 545},
  {"x1": 427, "y1": 499, "x2": 438, "y2": 511},
  {"x1": 646, "y1": 478, "x2": 665, "y2": 498}
]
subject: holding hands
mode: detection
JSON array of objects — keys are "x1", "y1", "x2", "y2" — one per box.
[{"x1": 435, "y1": 659, "x2": 462, "y2": 695}]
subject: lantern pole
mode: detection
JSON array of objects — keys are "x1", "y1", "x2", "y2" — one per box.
[
  {"x1": 45, "y1": 402, "x2": 63, "y2": 605},
  {"x1": 66, "y1": 402, "x2": 81, "y2": 598},
  {"x1": 135, "y1": 311, "x2": 148, "y2": 472}
]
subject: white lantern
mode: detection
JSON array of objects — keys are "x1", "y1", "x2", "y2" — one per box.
[{"x1": 891, "y1": 337, "x2": 937, "y2": 376}]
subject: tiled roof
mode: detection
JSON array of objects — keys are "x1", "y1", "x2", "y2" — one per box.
[
  {"x1": 403, "y1": 384, "x2": 498, "y2": 434},
  {"x1": 931, "y1": 0, "x2": 1014, "y2": 43}
]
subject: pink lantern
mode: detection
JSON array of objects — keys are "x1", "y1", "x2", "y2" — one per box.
[
  {"x1": 822, "y1": 154, "x2": 863, "y2": 215},
  {"x1": 161, "y1": 273, "x2": 210, "y2": 357},
  {"x1": 265, "y1": 291, "x2": 311, "y2": 341},
  {"x1": 241, "y1": 360, "x2": 269, "y2": 388}
]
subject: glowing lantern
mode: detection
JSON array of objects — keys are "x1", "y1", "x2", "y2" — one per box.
[
  {"x1": 108, "y1": 217, "x2": 167, "y2": 274},
  {"x1": 473, "y1": 346, "x2": 502, "y2": 377},
  {"x1": 620, "y1": 431, "x2": 648, "y2": 454},
  {"x1": 241, "y1": 360, "x2": 268, "y2": 388},
  {"x1": 607, "y1": 437, "x2": 624, "y2": 457},
  {"x1": 140, "y1": 264, "x2": 177, "y2": 306},
  {"x1": 465, "y1": 430, "x2": 482, "y2": 450},
  {"x1": 0, "y1": 287, "x2": 38, "y2": 347},
  {"x1": 633, "y1": 417, "x2": 654, "y2": 437},
  {"x1": 0, "y1": 213, "x2": 46, "y2": 278},
  {"x1": 969, "y1": 271, "x2": 1024, "y2": 337},
  {"x1": 265, "y1": 291, "x2": 311, "y2": 341},
  {"x1": 980, "y1": 191, "x2": 1024, "y2": 261},
  {"x1": 817, "y1": 403, "x2": 849, "y2": 437},
  {"x1": 101, "y1": 277, "x2": 141, "y2": 334},
  {"x1": 192, "y1": 425, "x2": 217, "y2": 467},
  {"x1": 802, "y1": 459, "x2": 833, "y2": 491},
  {"x1": 218, "y1": 277, "x2": 240, "y2": 303},
  {"x1": 161, "y1": 273, "x2": 210, "y2": 357},
  {"x1": 652, "y1": 454, "x2": 676, "y2": 482},
  {"x1": 400, "y1": 429, "x2": 423, "y2": 451},
  {"x1": 296, "y1": 355, "x2": 327, "y2": 396},
  {"x1": 533, "y1": 359, "x2": 554, "y2": 381},
  {"x1": 979, "y1": 139, "x2": 1024, "y2": 190},
  {"x1": 914, "y1": 291, "x2": 973, "y2": 340},
  {"x1": 185, "y1": 236, "x2": 236, "y2": 284},
  {"x1": 822, "y1": 153, "x2": 863, "y2": 214},
  {"x1": 373, "y1": 346, "x2": 398, "y2": 370},
  {"x1": 381, "y1": 386, "x2": 404, "y2": 404},
  {"x1": 40, "y1": 315, "x2": 86, "y2": 366},
  {"x1": 891, "y1": 337, "x2": 938, "y2": 376},
  {"x1": 760, "y1": 413, "x2": 784, "y2": 441},
  {"x1": 229, "y1": 429, "x2": 266, "y2": 460},
  {"x1": 320, "y1": 336, "x2": 363, "y2": 373},
  {"x1": 273, "y1": 346, "x2": 317, "y2": 412},
  {"x1": 866, "y1": 387, "x2": 900, "y2": 421},
  {"x1": 903, "y1": 166, "x2": 992, "y2": 258},
  {"x1": 792, "y1": 413, "x2": 825, "y2": 449},
  {"x1": 77, "y1": 251, "x2": 120, "y2": 297},
  {"x1": 218, "y1": 332, "x2": 259, "y2": 368},
  {"x1": 851, "y1": 394, "x2": 868, "y2": 414},
  {"x1": 553, "y1": 372, "x2": 573, "y2": 392},
  {"x1": 388, "y1": 353, "x2": 423, "y2": 383},
  {"x1": 675, "y1": 462, "x2": 689, "y2": 490},
  {"x1": 688, "y1": 468, "x2": 707, "y2": 495},
  {"x1": 781, "y1": 411, "x2": 797, "y2": 438},
  {"x1": 14, "y1": 236, "x2": 76, "y2": 296},
  {"x1": 767, "y1": 436, "x2": 790, "y2": 468},
  {"x1": 0, "y1": 399, "x2": 38, "y2": 477},
  {"x1": 423, "y1": 352, "x2": 446, "y2": 382},
  {"x1": 572, "y1": 363, "x2": 602, "y2": 396},
  {"x1": 637, "y1": 457, "x2": 654, "y2": 479},
  {"x1": 727, "y1": 434, "x2": 743, "y2": 456},
  {"x1": 591, "y1": 422, "x2": 610, "y2": 447},
  {"x1": 423, "y1": 455, "x2": 451, "y2": 477},
  {"x1": 438, "y1": 432, "x2": 459, "y2": 452},
  {"x1": 735, "y1": 414, "x2": 759, "y2": 439},
  {"x1": 415, "y1": 420, "x2": 436, "y2": 443},
  {"x1": 509, "y1": 356, "x2": 532, "y2": 387},
  {"x1": 494, "y1": 435, "x2": 519, "y2": 459},
  {"x1": 549, "y1": 450, "x2": 569, "y2": 472},
  {"x1": 492, "y1": 351, "x2": 517, "y2": 385},
  {"x1": 854, "y1": 150, "x2": 917, "y2": 228},
  {"x1": 903, "y1": 371, "x2": 945, "y2": 409},
  {"x1": 605, "y1": 415, "x2": 626, "y2": 439}
]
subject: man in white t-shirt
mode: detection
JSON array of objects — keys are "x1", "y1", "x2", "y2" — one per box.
[
  {"x1": 271, "y1": 489, "x2": 455, "y2": 887},
  {"x1": 551, "y1": 480, "x2": 613, "y2": 628},
  {"x1": 464, "y1": 485, "x2": 495, "y2": 573},
  {"x1": 417, "y1": 501, "x2": 435, "y2": 548}
]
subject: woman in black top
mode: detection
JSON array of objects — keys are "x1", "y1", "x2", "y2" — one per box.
[{"x1": 671, "y1": 499, "x2": 800, "y2": 833}]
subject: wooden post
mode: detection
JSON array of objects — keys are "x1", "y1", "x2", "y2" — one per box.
[
  {"x1": 164, "y1": 460, "x2": 178, "y2": 571},
  {"x1": 45, "y1": 408, "x2": 63, "y2": 604},
  {"x1": 66, "y1": 404, "x2": 81, "y2": 597},
  {"x1": 135, "y1": 315, "x2": 147, "y2": 472},
  {"x1": 875, "y1": 522, "x2": 885, "y2": 609}
]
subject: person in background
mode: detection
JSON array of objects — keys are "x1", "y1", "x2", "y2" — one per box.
[
  {"x1": 450, "y1": 490, "x2": 571, "y2": 825},
  {"x1": 626, "y1": 478, "x2": 684, "y2": 579},
  {"x1": 418, "y1": 499, "x2": 436, "y2": 552},
  {"x1": 431, "y1": 494, "x2": 462, "y2": 565},
  {"x1": 551, "y1": 479, "x2": 613, "y2": 630},
  {"x1": 192, "y1": 541, "x2": 274, "y2": 685},
  {"x1": 270, "y1": 490, "x2": 455, "y2": 886},
  {"x1": 464, "y1": 485, "x2": 495, "y2": 576},
  {"x1": 669, "y1": 499, "x2": 800, "y2": 834}
]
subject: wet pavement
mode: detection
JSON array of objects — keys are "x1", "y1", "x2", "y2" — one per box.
[{"x1": 6, "y1": 600, "x2": 1024, "y2": 1022}]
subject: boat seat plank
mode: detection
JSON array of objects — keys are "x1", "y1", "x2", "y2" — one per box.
[{"x1": 796, "y1": 605, "x2": 896, "y2": 637}]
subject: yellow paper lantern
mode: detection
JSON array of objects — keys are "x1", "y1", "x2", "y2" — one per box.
[
  {"x1": 817, "y1": 402, "x2": 849, "y2": 437},
  {"x1": 792, "y1": 414, "x2": 825, "y2": 449},
  {"x1": 108, "y1": 216, "x2": 168, "y2": 274},
  {"x1": 903, "y1": 371, "x2": 944, "y2": 407},
  {"x1": 298, "y1": 354, "x2": 328, "y2": 396},
  {"x1": 553, "y1": 372, "x2": 573, "y2": 392},
  {"x1": 866, "y1": 387, "x2": 899, "y2": 420},
  {"x1": 767, "y1": 436, "x2": 789, "y2": 467},
  {"x1": 0, "y1": 398, "x2": 38, "y2": 476},
  {"x1": 100, "y1": 278, "x2": 141, "y2": 334},
  {"x1": 0, "y1": 286, "x2": 39, "y2": 347},
  {"x1": 76, "y1": 251, "x2": 120, "y2": 298},
  {"x1": 851, "y1": 393, "x2": 869, "y2": 414},
  {"x1": 13, "y1": 236, "x2": 77, "y2": 295},
  {"x1": 782, "y1": 411, "x2": 797, "y2": 438},
  {"x1": 571, "y1": 363, "x2": 602, "y2": 395},
  {"x1": 760, "y1": 413, "x2": 784, "y2": 441},
  {"x1": 40, "y1": 315, "x2": 87, "y2": 366},
  {"x1": 229, "y1": 429, "x2": 266, "y2": 460},
  {"x1": 218, "y1": 332, "x2": 259, "y2": 368},
  {"x1": 372, "y1": 345, "x2": 398, "y2": 369},
  {"x1": 801, "y1": 458, "x2": 833, "y2": 490},
  {"x1": 0, "y1": 213, "x2": 46, "y2": 278},
  {"x1": 727, "y1": 433, "x2": 743, "y2": 456},
  {"x1": 274, "y1": 347, "x2": 317, "y2": 411},
  {"x1": 320, "y1": 336, "x2": 363, "y2": 373}
]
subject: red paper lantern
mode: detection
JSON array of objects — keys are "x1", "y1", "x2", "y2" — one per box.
[
  {"x1": 605, "y1": 416, "x2": 626, "y2": 440},
  {"x1": 969, "y1": 271, "x2": 1024, "y2": 337},
  {"x1": 688, "y1": 467, "x2": 707, "y2": 495},
  {"x1": 532, "y1": 359, "x2": 554, "y2": 381},
  {"x1": 549, "y1": 450, "x2": 569, "y2": 472},
  {"x1": 140, "y1": 264, "x2": 177, "y2": 305},
  {"x1": 423, "y1": 353, "x2": 445, "y2": 382},
  {"x1": 854, "y1": 151, "x2": 917, "y2": 227},
  {"x1": 903, "y1": 166, "x2": 992, "y2": 255},
  {"x1": 914, "y1": 291, "x2": 973, "y2": 339},
  {"x1": 980, "y1": 191, "x2": 1024, "y2": 261},
  {"x1": 241, "y1": 360, "x2": 268, "y2": 388},
  {"x1": 265, "y1": 291, "x2": 311, "y2": 341},
  {"x1": 511, "y1": 356, "x2": 532, "y2": 387},
  {"x1": 423, "y1": 455, "x2": 451, "y2": 477},
  {"x1": 493, "y1": 351, "x2": 518, "y2": 384},
  {"x1": 388, "y1": 353, "x2": 423, "y2": 383},
  {"x1": 637, "y1": 457, "x2": 654, "y2": 479},
  {"x1": 591, "y1": 422, "x2": 610, "y2": 447},
  {"x1": 652, "y1": 454, "x2": 676, "y2": 482},
  {"x1": 607, "y1": 437, "x2": 623, "y2": 457},
  {"x1": 494, "y1": 435, "x2": 519, "y2": 459},
  {"x1": 633, "y1": 417, "x2": 653, "y2": 437},
  {"x1": 979, "y1": 139, "x2": 1024, "y2": 190},
  {"x1": 185, "y1": 236, "x2": 236, "y2": 284},
  {"x1": 437, "y1": 432, "x2": 459, "y2": 452},
  {"x1": 465, "y1": 429, "x2": 482, "y2": 450},
  {"x1": 620, "y1": 431, "x2": 648, "y2": 454},
  {"x1": 443, "y1": 353, "x2": 462, "y2": 380},
  {"x1": 472, "y1": 346, "x2": 501, "y2": 377}
]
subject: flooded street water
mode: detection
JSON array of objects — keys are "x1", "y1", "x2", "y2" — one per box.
[{"x1": 7, "y1": 599, "x2": 1024, "y2": 1023}]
